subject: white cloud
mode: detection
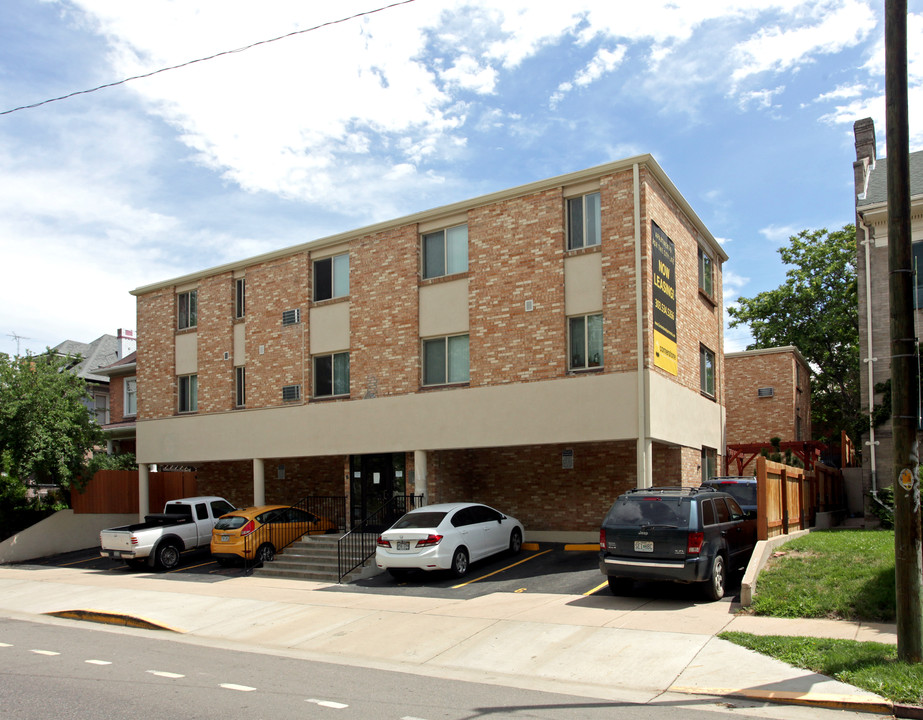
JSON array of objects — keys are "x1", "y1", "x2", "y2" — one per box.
[{"x1": 759, "y1": 223, "x2": 802, "y2": 245}]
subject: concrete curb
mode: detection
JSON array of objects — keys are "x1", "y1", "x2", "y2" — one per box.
[
  {"x1": 670, "y1": 685, "x2": 894, "y2": 715},
  {"x1": 44, "y1": 609, "x2": 182, "y2": 633}
]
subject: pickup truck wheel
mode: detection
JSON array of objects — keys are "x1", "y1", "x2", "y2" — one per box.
[
  {"x1": 255, "y1": 543, "x2": 275, "y2": 566},
  {"x1": 154, "y1": 542, "x2": 181, "y2": 571}
]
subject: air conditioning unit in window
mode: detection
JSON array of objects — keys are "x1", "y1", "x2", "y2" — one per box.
[
  {"x1": 282, "y1": 309, "x2": 301, "y2": 326},
  {"x1": 282, "y1": 384, "x2": 301, "y2": 402},
  {"x1": 757, "y1": 387, "x2": 774, "y2": 398}
]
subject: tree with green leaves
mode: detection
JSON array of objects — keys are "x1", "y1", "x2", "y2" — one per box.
[
  {"x1": 728, "y1": 224, "x2": 861, "y2": 443},
  {"x1": 0, "y1": 350, "x2": 104, "y2": 491}
]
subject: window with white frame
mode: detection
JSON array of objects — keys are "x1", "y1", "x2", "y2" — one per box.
[
  {"x1": 700, "y1": 345, "x2": 716, "y2": 398},
  {"x1": 423, "y1": 224, "x2": 468, "y2": 279},
  {"x1": 314, "y1": 253, "x2": 350, "y2": 301},
  {"x1": 235, "y1": 278, "x2": 245, "y2": 319},
  {"x1": 178, "y1": 374, "x2": 198, "y2": 413},
  {"x1": 177, "y1": 290, "x2": 197, "y2": 330},
  {"x1": 698, "y1": 246, "x2": 714, "y2": 298},
  {"x1": 314, "y1": 351, "x2": 350, "y2": 397},
  {"x1": 423, "y1": 334, "x2": 469, "y2": 385},
  {"x1": 567, "y1": 192, "x2": 601, "y2": 250},
  {"x1": 235, "y1": 366, "x2": 245, "y2": 408},
  {"x1": 124, "y1": 376, "x2": 137, "y2": 416},
  {"x1": 568, "y1": 314, "x2": 603, "y2": 370}
]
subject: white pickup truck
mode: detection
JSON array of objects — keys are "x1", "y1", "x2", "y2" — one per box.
[{"x1": 100, "y1": 496, "x2": 235, "y2": 571}]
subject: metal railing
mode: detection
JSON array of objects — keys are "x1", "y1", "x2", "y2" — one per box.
[
  {"x1": 242, "y1": 495, "x2": 347, "y2": 572},
  {"x1": 337, "y1": 494, "x2": 424, "y2": 582}
]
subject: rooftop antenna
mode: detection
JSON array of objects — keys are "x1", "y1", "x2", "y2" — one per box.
[{"x1": 7, "y1": 331, "x2": 30, "y2": 356}]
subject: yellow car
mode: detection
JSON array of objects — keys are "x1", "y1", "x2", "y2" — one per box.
[{"x1": 211, "y1": 505, "x2": 336, "y2": 565}]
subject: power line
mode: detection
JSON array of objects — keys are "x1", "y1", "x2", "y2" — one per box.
[{"x1": 1, "y1": 0, "x2": 419, "y2": 117}]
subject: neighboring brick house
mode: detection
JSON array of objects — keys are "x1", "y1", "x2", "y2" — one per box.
[
  {"x1": 130, "y1": 156, "x2": 727, "y2": 538},
  {"x1": 95, "y1": 350, "x2": 138, "y2": 456},
  {"x1": 854, "y1": 118, "x2": 923, "y2": 496},
  {"x1": 725, "y1": 346, "x2": 812, "y2": 446}
]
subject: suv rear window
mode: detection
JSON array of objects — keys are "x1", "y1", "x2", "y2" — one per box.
[{"x1": 604, "y1": 497, "x2": 690, "y2": 528}]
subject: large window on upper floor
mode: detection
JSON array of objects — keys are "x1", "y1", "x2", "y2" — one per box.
[
  {"x1": 698, "y1": 246, "x2": 714, "y2": 298},
  {"x1": 423, "y1": 224, "x2": 468, "y2": 279},
  {"x1": 124, "y1": 376, "x2": 137, "y2": 416},
  {"x1": 314, "y1": 352, "x2": 350, "y2": 398},
  {"x1": 314, "y1": 253, "x2": 350, "y2": 301},
  {"x1": 235, "y1": 366, "x2": 246, "y2": 408},
  {"x1": 567, "y1": 192, "x2": 601, "y2": 250},
  {"x1": 178, "y1": 374, "x2": 198, "y2": 413},
  {"x1": 177, "y1": 290, "x2": 197, "y2": 330},
  {"x1": 700, "y1": 345, "x2": 716, "y2": 399},
  {"x1": 423, "y1": 334, "x2": 469, "y2": 386},
  {"x1": 235, "y1": 278, "x2": 245, "y2": 319},
  {"x1": 568, "y1": 313, "x2": 603, "y2": 370}
]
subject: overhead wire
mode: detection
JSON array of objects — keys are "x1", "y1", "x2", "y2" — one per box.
[{"x1": 0, "y1": 0, "x2": 419, "y2": 117}]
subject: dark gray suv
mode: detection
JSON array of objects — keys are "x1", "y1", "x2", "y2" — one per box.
[{"x1": 598, "y1": 486, "x2": 757, "y2": 600}]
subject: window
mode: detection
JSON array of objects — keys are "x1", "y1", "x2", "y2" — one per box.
[
  {"x1": 314, "y1": 253, "x2": 350, "y2": 301},
  {"x1": 701, "y1": 447, "x2": 717, "y2": 484},
  {"x1": 569, "y1": 314, "x2": 603, "y2": 370},
  {"x1": 177, "y1": 290, "x2": 197, "y2": 330},
  {"x1": 567, "y1": 192, "x2": 601, "y2": 250},
  {"x1": 85, "y1": 392, "x2": 108, "y2": 424},
  {"x1": 235, "y1": 366, "x2": 246, "y2": 408},
  {"x1": 178, "y1": 374, "x2": 198, "y2": 412},
  {"x1": 423, "y1": 334, "x2": 469, "y2": 385},
  {"x1": 314, "y1": 352, "x2": 350, "y2": 397},
  {"x1": 235, "y1": 278, "x2": 245, "y2": 319},
  {"x1": 914, "y1": 242, "x2": 923, "y2": 309},
  {"x1": 698, "y1": 246, "x2": 714, "y2": 297},
  {"x1": 423, "y1": 224, "x2": 468, "y2": 279},
  {"x1": 124, "y1": 376, "x2": 137, "y2": 416},
  {"x1": 700, "y1": 345, "x2": 716, "y2": 398}
]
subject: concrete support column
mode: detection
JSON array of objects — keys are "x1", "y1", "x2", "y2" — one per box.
[
  {"x1": 253, "y1": 458, "x2": 266, "y2": 506},
  {"x1": 414, "y1": 450, "x2": 428, "y2": 503},
  {"x1": 138, "y1": 463, "x2": 150, "y2": 520}
]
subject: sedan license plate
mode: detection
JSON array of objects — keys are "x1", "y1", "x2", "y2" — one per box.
[
  {"x1": 634, "y1": 540, "x2": 654, "y2": 553},
  {"x1": 396, "y1": 541, "x2": 410, "y2": 551}
]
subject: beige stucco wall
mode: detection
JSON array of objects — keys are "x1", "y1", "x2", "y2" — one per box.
[{"x1": 0, "y1": 510, "x2": 137, "y2": 564}]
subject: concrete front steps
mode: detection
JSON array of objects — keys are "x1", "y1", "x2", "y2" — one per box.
[{"x1": 254, "y1": 533, "x2": 380, "y2": 583}]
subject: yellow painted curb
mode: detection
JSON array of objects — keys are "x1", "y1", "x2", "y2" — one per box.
[
  {"x1": 564, "y1": 543, "x2": 599, "y2": 552},
  {"x1": 669, "y1": 686, "x2": 893, "y2": 714},
  {"x1": 45, "y1": 609, "x2": 182, "y2": 633},
  {"x1": 522, "y1": 542, "x2": 540, "y2": 551}
]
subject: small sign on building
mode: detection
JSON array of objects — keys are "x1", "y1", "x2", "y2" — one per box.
[{"x1": 562, "y1": 449, "x2": 574, "y2": 470}]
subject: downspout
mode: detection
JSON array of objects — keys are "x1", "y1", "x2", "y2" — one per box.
[
  {"x1": 858, "y1": 212, "x2": 879, "y2": 497},
  {"x1": 634, "y1": 164, "x2": 650, "y2": 488}
]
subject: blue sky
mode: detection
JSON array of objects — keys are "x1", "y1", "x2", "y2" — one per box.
[{"x1": 1, "y1": 0, "x2": 921, "y2": 357}]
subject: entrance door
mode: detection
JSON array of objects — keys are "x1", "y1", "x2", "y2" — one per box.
[{"x1": 349, "y1": 453, "x2": 406, "y2": 529}]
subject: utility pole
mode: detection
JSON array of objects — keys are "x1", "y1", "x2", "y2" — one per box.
[{"x1": 886, "y1": 0, "x2": 923, "y2": 663}]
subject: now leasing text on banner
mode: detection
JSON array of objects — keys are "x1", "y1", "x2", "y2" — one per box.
[{"x1": 652, "y1": 223, "x2": 678, "y2": 375}]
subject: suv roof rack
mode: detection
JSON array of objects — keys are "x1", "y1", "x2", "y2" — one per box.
[{"x1": 624, "y1": 486, "x2": 718, "y2": 495}]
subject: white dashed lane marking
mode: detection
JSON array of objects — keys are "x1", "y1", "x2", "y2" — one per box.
[
  {"x1": 307, "y1": 699, "x2": 348, "y2": 709},
  {"x1": 86, "y1": 660, "x2": 112, "y2": 665},
  {"x1": 146, "y1": 670, "x2": 185, "y2": 679},
  {"x1": 220, "y1": 683, "x2": 256, "y2": 692},
  {"x1": 30, "y1": 650, "x2": 60, "y2": 656},
  {"x1": 0, "y1": 643, "x2": 12, "y2": 647}
]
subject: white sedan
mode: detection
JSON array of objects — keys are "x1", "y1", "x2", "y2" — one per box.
[{"x1": 375, "y1": 502, "x2": 524, "y2": 579}]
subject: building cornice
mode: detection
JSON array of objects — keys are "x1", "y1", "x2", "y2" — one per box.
[{"x1": 131, "y1": 155, "x2": 726, "y2": 297}]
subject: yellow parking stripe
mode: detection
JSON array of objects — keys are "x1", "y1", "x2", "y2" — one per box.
[
  {"x1": 584, "y1": 580, "x2": 609, "y2": 596},
  {"x1": 451, "y1": 549, "x2": 552, "y2": 589}
]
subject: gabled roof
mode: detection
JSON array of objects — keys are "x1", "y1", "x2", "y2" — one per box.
[
  {"x1": 94, "y1": 351, "x2": 137, "y2": 377},
  {"x1": 857, "y1": 148, "x2": 923, "y2": 207},
  {"x1": 51, "y1": 334, "x2": 120, "y2": 382}
]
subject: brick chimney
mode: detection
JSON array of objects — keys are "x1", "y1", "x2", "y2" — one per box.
[
  {"x1": 853, "y1": 117, "x2": 877, "y2": 197},
  {"x1": 117, "y1": 328, "x2": 136, "y2": 359}
]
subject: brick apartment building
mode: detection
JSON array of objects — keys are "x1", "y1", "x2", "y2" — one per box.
[
  {"x1": 131, "y1": 156, "x2": 727, "y2": 539},
  {"x1": 725, "y1": 346, "x2": 811, "y2": 446},
  {"x1": 854, "y1": 118, "x2": 923, "y2": 498}
]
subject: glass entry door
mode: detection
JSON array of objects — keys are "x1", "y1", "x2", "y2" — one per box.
[{"x1": 349, "y1": 453, "x2": 406, "y2": 529}]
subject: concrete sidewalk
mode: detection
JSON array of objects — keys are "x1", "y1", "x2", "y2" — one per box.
[{"x1": 0, "y1": 564, "x2": 904, "y2": 716}]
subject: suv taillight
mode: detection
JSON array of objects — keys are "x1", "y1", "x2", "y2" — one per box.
[
  {"x1": 599, "y1": 529, "x2": 606, "y2": 550},
  {"x1": 686, "y1": 531, "x2": 704, "y2": 555}
]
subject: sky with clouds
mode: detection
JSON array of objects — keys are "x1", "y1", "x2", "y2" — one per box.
[{"x1": 1, "y1": 0, "x2": 921, "y2": 357}]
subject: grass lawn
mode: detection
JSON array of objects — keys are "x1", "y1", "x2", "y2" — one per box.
[{"x1": 718, "y1": 529, "x2": 923, "y2": 705}]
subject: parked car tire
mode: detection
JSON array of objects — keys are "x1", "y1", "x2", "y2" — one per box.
[
  {"x1": 154, "y1": 542, "x2": 181, "y2": 571},
  {"x1": 704, "y1": 553, "x2": 726, "y2": 601},
  {"x1": 607, "y1": 576, "x2": 633, "y2": 595},
  {"x1": 255, "y1": 543, "x2": 275, "y2": 565},
  {"x1": 450, "y1": 547, "x2": 469, "y2": 578},
  {"x1": 508, "y1": 528, "x2": 523, "y2": 555}
]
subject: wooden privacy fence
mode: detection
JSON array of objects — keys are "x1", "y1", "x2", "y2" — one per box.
[
  {"x1": 71, "y1": 470, "x2": 197, "y2": 514},
  {"x1": 755, "y1": 457, "x2": 846, "y2": 540}
]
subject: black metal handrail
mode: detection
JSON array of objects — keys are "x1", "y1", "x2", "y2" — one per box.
[
  {"x1": 242, "y1": 495, "x2": 347, "y2": 572},
  {"x1": 337, "y1": 494, "x2": 424, "y2": 582}
]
